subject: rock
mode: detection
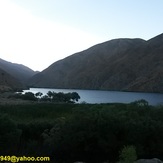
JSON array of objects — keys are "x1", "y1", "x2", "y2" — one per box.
[{"x1": 135, "y1": 158, "x2": 163, "y2": 163}]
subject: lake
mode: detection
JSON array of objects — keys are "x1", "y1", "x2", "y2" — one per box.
[{"x1": 23, "y1": 88, "x2": 163, "y2": 105}]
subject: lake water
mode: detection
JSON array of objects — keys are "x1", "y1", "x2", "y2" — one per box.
[{"x1": 23, "y1": 88, "x2": 163, "y2": 105}]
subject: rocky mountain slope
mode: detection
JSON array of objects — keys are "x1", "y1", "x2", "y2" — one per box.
[
  {"x1": 28, "y1": 33, "x2": 163, "y2": 93},
  {"x1": 0, "y1": 68, "x2": 23, "y2": 92},
  {"x1": 0, "y1": 58, "x2": 37, "y2": 84},
  {"x1": 0, "y1": 58, "x2": 37, "y2": 92}
]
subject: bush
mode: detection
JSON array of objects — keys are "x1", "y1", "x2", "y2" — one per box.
[
  {"x1": 22, "y1": 92, "x2": 37, "y2": 101},
  {"x1": 118, "y1": 145, "x2": 137, "y2": 163},
  {"x1": 10, "y1": 92, "x2": 37, "y2": 101},
  {"x1": 0, "y1": 114, "x2": 21, "y2": 154},
  {"x1": 1, "y1": 103, "x2": 163, "y2": 162}
]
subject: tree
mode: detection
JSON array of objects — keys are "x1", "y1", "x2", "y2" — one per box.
[
  {"x1": 70, "y1": 92, "x2": 80, "y2": 102},
  {"x1": 47, "y1": 91, "x2": 53, "y2": 98},
  {"x1": 23, "y1": 92, "x2": 37, "y2": 101},
  {"x1": 45, "y1": 91, "x2": 80, "y2": 103},
  {"x1": 47, "y1": 91, "x2": 54, "y2": 101},
  {"x1": 131, "y1": 99, "x2": 149, "y2": 107},
  {"x1": 35, "y1": 92, "x2": 43, "y2": 98},
  {"x1": 40, "y1": 95, "x2": 49, "y2": 102}
]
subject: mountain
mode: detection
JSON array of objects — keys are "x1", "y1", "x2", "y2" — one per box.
[
  {"x1": 0, "y1": 58, "x2": 37, "y2": 84},
  {"x1": 0, "y1": 68, "x2": 24, "y2": 92},
  {"x1": 28, "y1": 33, "x2": 163, "y2": 93},
  {"x1": 0, "y1": 58, "x2": 38, "y2": 92}
]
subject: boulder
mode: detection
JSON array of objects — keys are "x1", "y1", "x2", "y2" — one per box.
[{"x1": 135, "y1": 158, "x2": 163, "y2": 163}]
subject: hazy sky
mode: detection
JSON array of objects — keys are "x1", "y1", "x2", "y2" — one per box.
[{"x1": 0, "y1": 0, "x2": 163, "y2": 71}]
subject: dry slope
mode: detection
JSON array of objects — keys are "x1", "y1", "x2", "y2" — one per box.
[{"x1": 28, "y1": 33, "x2": 163, "y2": 93}]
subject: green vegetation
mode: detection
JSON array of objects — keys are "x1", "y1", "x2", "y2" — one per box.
[
  {"x1": 10, "y1": 91, "x2": 80, "y2": 103},
  {"x1": 118, "y1": 145, "x2": 137, "y2": 163},
  {"x1": 0, "y1": 102, "x2": 163, "y2": 162}
]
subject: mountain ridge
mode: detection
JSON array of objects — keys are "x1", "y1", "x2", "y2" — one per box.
[
  {"x1": 0, "y1": 68, "x2": 24, "y2": 92},
  {"x1": 0, "y1": 58, "x2": 38, "y2": 92},
  {"x1": 0, "y1": 58, "x2": 37, "y2": 83},
  {"x1": 28, "y1": 34, "x2": 163, "y2": 93}
]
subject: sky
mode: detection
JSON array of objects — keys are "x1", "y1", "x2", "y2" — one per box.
[{"x1": 0, "y1": 0, "x2": 163, "y2": 71}]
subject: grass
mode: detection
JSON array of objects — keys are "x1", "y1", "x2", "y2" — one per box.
[{"x1": 0, "y1": 103, "x2": 76, "y2": 123}]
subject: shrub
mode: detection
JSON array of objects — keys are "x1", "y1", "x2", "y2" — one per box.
[
  {"x1": 0, "y1": 114, "x2": 21, "y2": 154},
  {"x1": 118, "y1": 145, "x2": 137, "y2": 163}
]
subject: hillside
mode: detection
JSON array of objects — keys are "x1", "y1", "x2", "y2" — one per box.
[
  {"x1": 28, "y1": 33, "x2": 163, "y2": 93},
  {"x1": 0, "y1": 58, "x2": 37, "y2": 84},
  {"x1": 0, "y1": 68, "x2": 24, "y2": 92}
]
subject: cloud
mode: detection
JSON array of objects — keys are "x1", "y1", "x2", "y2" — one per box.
[{"x1": 0, "y1": 0, "x2": 101, "y2": 71}]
